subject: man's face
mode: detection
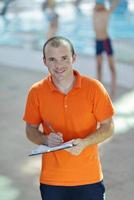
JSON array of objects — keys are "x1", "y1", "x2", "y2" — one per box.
[{"x1": 44, "y1": 43, "x2": 76, "y2": 81}]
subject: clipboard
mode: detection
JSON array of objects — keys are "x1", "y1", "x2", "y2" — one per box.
[{"x1": 29, "y1": 140, "x2": 75, "y2": 156}]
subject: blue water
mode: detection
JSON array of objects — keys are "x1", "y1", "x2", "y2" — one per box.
[{"x1": 0, "y1": 0, "x2": 134, "y2": 55}]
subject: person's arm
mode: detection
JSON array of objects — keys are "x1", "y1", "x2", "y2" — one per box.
[
  {"x1": 26, "y1": 123, "x2": 63, "y2": 146},
  {"x1": 83, "y1": 118, "x2": 114, "y2": 146},
  {"x1": 26, "y1": 123, "x2": 47, "y2": 145},
  {"x1": 109, "y1": 0, "x2": 120, "y2": 12},
  {"x1": 65, "y1": 118, "x2": 114, "y2": 155}
]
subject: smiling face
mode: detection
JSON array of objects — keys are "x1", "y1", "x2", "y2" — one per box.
[{"x1": 44, "y1": 41, "x2": 76, "y2": 82}]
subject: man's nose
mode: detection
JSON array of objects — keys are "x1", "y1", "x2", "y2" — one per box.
[{"x1": 55, "y1": 60, "x2": 62, "y2": 68}]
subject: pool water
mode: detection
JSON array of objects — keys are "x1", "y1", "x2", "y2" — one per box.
[{"x1": 0, "y1": 0, "x2": 134, "y2": 57}]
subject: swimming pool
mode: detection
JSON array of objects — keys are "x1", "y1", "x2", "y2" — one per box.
[{"x1": 0, "y1": 0, "x2": 134, "y2": 62}]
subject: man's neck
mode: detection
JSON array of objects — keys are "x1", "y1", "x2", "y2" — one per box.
[{"x1": 52, "y1": 72, "x2": 76, "y2": 94}]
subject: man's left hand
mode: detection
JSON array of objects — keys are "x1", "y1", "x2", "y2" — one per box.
[{"x1": 65, "y1": 138, "x2": 86, "y2": 155}]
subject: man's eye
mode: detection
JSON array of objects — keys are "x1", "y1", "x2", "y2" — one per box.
[
  {"x1": 49, "y1": 58, "x2": 55, "y2": 62},
  {"x1": 63, "y1": 57, "x2": 67, "y2": 60}
]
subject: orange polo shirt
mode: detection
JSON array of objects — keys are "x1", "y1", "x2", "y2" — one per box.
[{"x1": 23, "y1": 70, "x2": 115, "y2": 186}]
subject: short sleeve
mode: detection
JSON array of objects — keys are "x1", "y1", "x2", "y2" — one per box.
[
  {"x1": 92, "y1": 81, "x2": 115, "y2": 122},
  {"x1": 23, "y1": 87, "x2": 42, "y2": 125}
]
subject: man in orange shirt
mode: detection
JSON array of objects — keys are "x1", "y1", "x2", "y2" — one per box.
[{"x1": 23, "y1": 36, "x2": 115, "y2": 200}]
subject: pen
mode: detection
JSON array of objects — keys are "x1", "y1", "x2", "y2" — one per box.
[
  {"x1": 44, "y1": 121, "x2": 63, "y2": 142},
  {"x1": 44, "y1": 121, "x2": 55, "y2": 132}
]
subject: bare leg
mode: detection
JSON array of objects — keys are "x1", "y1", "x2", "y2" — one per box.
[
  {"x1": 107, "y1": 55, "x2": 116, "y2": 99},
  {"x1": 46, "y1": 23, "x2": 58, "y2": 39},
  {"x1": 96, "y1": 55, "x2": 103, "y2": 82}
]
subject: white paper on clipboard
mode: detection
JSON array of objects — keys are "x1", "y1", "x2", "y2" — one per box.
[{"x1": 29, "y1": 140, "x2": 75, "y2": 156}]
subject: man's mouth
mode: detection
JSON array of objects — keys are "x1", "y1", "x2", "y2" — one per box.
[{"x1": 55, "y1": 69, "x2": 66, "y2": 74}]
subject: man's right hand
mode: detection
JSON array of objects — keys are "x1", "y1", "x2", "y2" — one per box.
[
  {"x1": 26, "y1": 123, "x2": 64, "y2": 146},
  {"x1": 45, "y1": 132, "x2": 64, "y2": 147}
]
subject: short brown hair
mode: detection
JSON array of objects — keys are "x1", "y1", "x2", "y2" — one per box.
[{"x1": 43, "y1": 36, "x2": 75, "y2": 58}]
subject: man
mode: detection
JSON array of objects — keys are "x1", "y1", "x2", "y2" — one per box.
[
  {"x1": 93, "y1": 0, "x2": 120, "y2": 99},
  {"x1": 23, "y1": 36, "x2": 115, "y2": 200}
]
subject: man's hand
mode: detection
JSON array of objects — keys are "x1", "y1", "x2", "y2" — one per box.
[
  {"x1": 46, "y1": 132, "x2": 64, "y2": 147},
  {"x1": 65, "y1": 118, "x2": 114, "y2": 155},
  {"x1": 65, "y1": 138, "x2": 86, "y2": 156},
  {"x1": 26, "y1": 123, "x2": 64, "y2": 146}
]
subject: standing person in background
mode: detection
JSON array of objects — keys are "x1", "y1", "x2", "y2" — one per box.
[
  {"x1": 0, "y1": 0, "x2": 14, "y2": 15},
  {"x1": 23, "y1": 36, "x2": 115, "y2": 200},
  {"x1": 42, "y1": 0, "x2": 59, "y2": 39},
  {"x1": 74, "y1": 0, "x2": 82, "y2": 8},
  {"x1": 93, "y1": 0, "x2": 120, "y2": 99}
]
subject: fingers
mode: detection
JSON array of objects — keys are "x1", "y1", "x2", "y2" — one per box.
[
  {"x1": 57, "y1": 132, "x2": 64, "y2": 142},
  {"x1": 50, "y1": 132, "x2": 63, "y2": 142},
  {"x1": 47, "y1": 132, "x2": 64, "y2": 147},
  {"x1": 65, "y1": 139, "x2": 83, "y2": 155},
  {"x1": 65, "y1": 146, "x2": 79, "y2": 155},
  {"x1": 72, "y1": 138, "x2": 80, "y2": 145},
  {"x1": 65, "y1": 146, "x2": 82, "y2": 156}
]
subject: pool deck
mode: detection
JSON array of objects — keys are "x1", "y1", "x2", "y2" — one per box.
[{"x1": 0, "y1": 46, "x2": 134, "y2": 199}]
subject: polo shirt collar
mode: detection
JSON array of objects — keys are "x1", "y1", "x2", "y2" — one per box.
[{"x1": 47, "y1": 70, "x2": 82, "y2": 92}]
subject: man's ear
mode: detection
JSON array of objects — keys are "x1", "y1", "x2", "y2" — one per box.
[
  {"x1": 72, "y1": 54, "x2": 76, "y2": 63},
  {"x1": 43, "y1": 57, "x2": 46, "y2": 66}
]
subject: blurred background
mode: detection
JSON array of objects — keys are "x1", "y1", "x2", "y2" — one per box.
[
  {"x1": 0, "y1": 0, "x2": 134, "y2": 62},
  {"x1": 0, "y1": 0, "x2": 134, "y2": 200}
]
